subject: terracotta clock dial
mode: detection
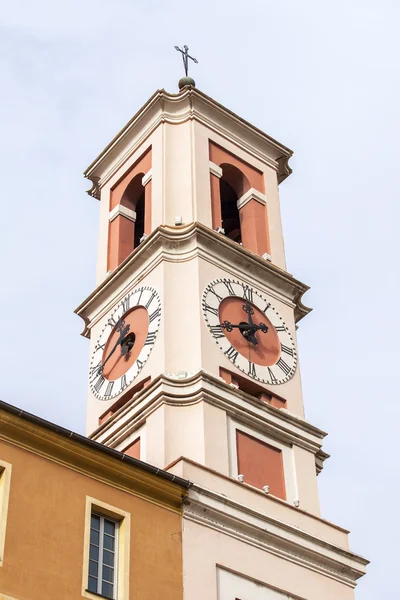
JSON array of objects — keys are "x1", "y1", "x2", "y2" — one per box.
[
  {"x1": 89, "y1": 286, "x2": 161, "y2": 400},
  {"x1": 202, "y1": 278, "x2": 297, "y2": 384}
]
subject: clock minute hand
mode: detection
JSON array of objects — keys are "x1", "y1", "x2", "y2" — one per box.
[{"x1": 99, "y1": 319, "x2": 130, "y2": 373}]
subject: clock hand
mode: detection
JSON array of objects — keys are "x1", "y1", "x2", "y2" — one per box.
[
  {"x1": 99, "y1": 319, "x2": 130, "y2": 373},
  {"x1": 220, "y1": 319, "x2": 268, "y2": 345},
  {"x1": 120, "y1": 332, "x2": 136, "y2": 356},
  {"x1": 220, "y1": 321, "x2": 252, "y2": 332}
]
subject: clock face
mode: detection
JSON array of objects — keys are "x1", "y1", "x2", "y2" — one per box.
[
  {"x1": 89, "y1": 286, "x2": 161, "y2": 400},
  {"x1": 202, "y1": 278, "x2": 297, "y2": 384}
]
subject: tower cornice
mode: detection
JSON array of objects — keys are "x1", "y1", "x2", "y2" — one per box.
[
  {"x1": 75, "y1": 223, "x2": 311, "y2": 337},
  {"x1": 84, "y1": 87, "x2": 293, "y2": 198}
]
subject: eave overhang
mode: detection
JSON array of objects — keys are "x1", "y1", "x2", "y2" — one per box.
[
  {"x1": 0, "y1": 399, "x2": 190, "y2": 511},
  {"x1": 84, "y1": 87, "x2": 293, "y2": 199}
]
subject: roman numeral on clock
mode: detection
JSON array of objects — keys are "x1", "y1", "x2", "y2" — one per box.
[
  {"x1": 242, "y1": 285, "x2": 253, "y2": 303},
  {"x1": 93, "y1": 374, "x2": 105, "y2": 393},
  {"x1": 223, "y1": 280, "x2": 235, "y2": 295},
  {"x1": 145, "y1": 292, "x2": 156, "y2": 309},
  {"x1": 281, "y1": 344, "x2": 294, "y2": 357},
  {"x1": 276, "y1": 357, "x2": 291, "y2": 376},
  {"x1": 136, "y1": 359, "x2": 144, "y2": 370},
  {"x1": 248, "y1": 361, "x2": 257, "y2": 378},
  {"x1": 203, "y1": 302, "x2": 219, "y2": 316},
  {"x1": 275, "y1": 325, "x2": 286, "y2": 332},
  {"x1": 144, "y1": 331, "x2": 157, "y2": 346},
  {"x1": 94, "y1": 342, "x2": 105, "y2": 353},
  {"x1": 136, "y1": 288, "x2": 144, "y2": 306},
  {"x1": 90, "y1": 361, "x2": 102, "y2": 378},
  {"x1": 121, "y1": 374, "x2": 127, "y2": 389},
  {"x1": 209, "y1": 325, "x2": 224, "y2": 338},
  {"x1": 104, "y1": 381, "x2": 114, "y2": 397},
  {"x1": 108, "y1": 315, "x2": 117, "y2": 327},
  {"x1": 122, "y1": 296, "x2": 130, "y2": 313},
  {"x1": 268, "y1": 368, "x2": 278, "y2": 384},
  {"x1": 225, "y1": 346, "x2": 238, "y2": 363},
  {"x1": 208, "y1": 287, "x2": 223, "y2": 302},
  {"x1": 149, "y1": 307, "x2": 161, "y2": 324}
]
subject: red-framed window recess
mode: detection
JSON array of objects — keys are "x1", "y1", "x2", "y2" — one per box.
[
  {"x1": 107, "y1": 147, "x2": 152, "y2": 271},
  {"x1": 209, "y1": 141, "x2": 271, "y2": 257}
]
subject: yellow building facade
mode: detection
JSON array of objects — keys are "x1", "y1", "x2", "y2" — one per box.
[{"x1": 0, "y1": 400, "x2": 188, "y2": 600}]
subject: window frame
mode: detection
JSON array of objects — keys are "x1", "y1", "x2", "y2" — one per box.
[
  {"x1": 227, "y1": 417, "x2": 298, "y2": 504},
  {"x1": 82, "y1": 497, "x2": 131, "y2": 600},
  {"x1": 88, "y1": 512, "x2": 119, "y2": 599},
  {"x1": 0, "y1": 459, "x2": 12, "y2": 568}
]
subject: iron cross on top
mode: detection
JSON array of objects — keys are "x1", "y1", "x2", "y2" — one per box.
[{"x1": 174, "y1": 45, "x2": 198, "y2": 76}]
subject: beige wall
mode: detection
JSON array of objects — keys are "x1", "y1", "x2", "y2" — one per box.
[
  {"x1": 0, "y1": 438, "x2": 183, "y2": 600},
  {"x1": 183, "y1": 519, "x2": 356, "y2": 600}
]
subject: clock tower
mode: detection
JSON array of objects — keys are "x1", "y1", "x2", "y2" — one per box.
[{"x1": 76, "y1": 83, "x2": 367, "y2": 599}]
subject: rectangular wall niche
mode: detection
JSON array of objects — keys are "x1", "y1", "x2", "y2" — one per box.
[
  {"x1": 217, "y1": 568, "x2": 295, "y2": 599},
  {"x1": 236, "y1": 430, "x2": 286, "y2": 499}
]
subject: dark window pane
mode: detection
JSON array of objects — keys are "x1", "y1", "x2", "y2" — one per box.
[
  {"x1": 91, "y1": 514, "x2": 100, "y2": 530},
  {"x1": 90, "y1": 529, "x2": 100, "y2": 546},
  {"x1": 102, "y1": 565, "x2": 114, "y2": 583},
  {"x1": 89, "y1": 544, "x2": 99, "y2": 561},
  {"x1": 104, "y1": 519, "x2": 115, "y2": 536},
  {"x1": 103, "y1": 549, "x2": 114, "y2": 567},
  {"x1": 103, "y1": 534, "x2": 115, "y2": 551},
  {"x1": 88, "y1": 576, "x2": 98, "y2": 593},
  {"x1": 89, "y1": 559, "x2": 99, "y2": 577},
  {"x1": 102, "y1": 581, "x2": 113, "y2": 599}
]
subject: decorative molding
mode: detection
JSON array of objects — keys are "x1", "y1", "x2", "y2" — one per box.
[
  {"x1": 142, "y1": 169, "x2": 152, "y2": 186},
  {"x1": 237, "y1": 188, "x2": 267, "y2": 211},
  {"x1": 83, "y1": 88, "x2": 293, "y2": 186},
  {"x1": 89, "y1": 371, "x2": 328, "y2": 474},
  {"x1": 109, "y1": 205, "x2": 136, "y2": 223},
  {"x1": 86, "y1": 176, "x2": 101, "y2": 200},
  {"x1": 209, "y1": 161, "x2": 223, "y2": 178},
  {"x1": 74, "y1": 223, "x2": 312, "y2": 336},
  {"x1": 277, "y1": 156, "x2": 293, "y2": 184},
  {"x1": 185, "y1": 485, "x2": 369, "y2": 588}
]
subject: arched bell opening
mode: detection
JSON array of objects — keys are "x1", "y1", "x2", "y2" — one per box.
[{"x1": 220, "y1": 163, "x2": 251, "y2": 243}]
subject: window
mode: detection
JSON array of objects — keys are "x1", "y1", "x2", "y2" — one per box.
[
  {"x1": 236, "y1": 431, "x2": 286, "y2": 499},
  {"x1": 228, "y1": 418, "x2": 297, "y2": 503},
  {"x1": 0, "y1": 460, "x2": 12, "y2": 567},
  {"x1": 82, "y1": 497, "x2": 130, "y2": 600},
  {"x1": 88, "y1": 513, "x2": 118, "y2": 599}
]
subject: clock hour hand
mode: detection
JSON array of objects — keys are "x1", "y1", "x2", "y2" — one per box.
[
  {"x1": 220, "y1": 319, "x2": 268, "y2": 346},
  {"x1": 99, "y1": 319, "x2": 130, "y2": 373}
]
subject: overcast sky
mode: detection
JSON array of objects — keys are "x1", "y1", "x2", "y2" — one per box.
[{"x1": 0, "y1": 1, "x2": 399, "y2": 598}]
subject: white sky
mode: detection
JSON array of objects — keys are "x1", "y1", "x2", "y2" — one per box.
[{"x1": 0, "y1": 1, "x2": 399, "y2": 598}]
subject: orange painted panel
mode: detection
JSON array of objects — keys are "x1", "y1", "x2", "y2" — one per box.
[
  {"x1": 110, "y1": 147, "x2": 152, "y2": 210},
  {"x1": 209, "y1": 141, "x2": 264, "y2": 193},
  {"x1": 236, "y1": 430, "x2": 286, "y2": 499},
  {"x1": 239, "y1": 198, "x2": 270, "y2": 256},
  {"x1": 123, "y1": 437, "x2": 140, "y2": 459},
  {"x1": 107, "y1": 214, "x2": 135, "y2": 271}
]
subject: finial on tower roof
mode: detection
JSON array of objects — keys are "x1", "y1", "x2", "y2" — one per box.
[{"x1": 174, "y1": 44, "x2": 198, "y2": 89}]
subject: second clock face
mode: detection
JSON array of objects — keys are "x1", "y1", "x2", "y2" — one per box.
[
  {"x1": 89, "y1": 286, "x2": 161, "y2": 400},
  {"x1": 202, "y1": 278, "x2": 297, "y2": 384}
]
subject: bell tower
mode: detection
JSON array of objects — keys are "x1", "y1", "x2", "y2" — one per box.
[{"x1": 76, "y1": 80, "x2": 367, "y2": 599}]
